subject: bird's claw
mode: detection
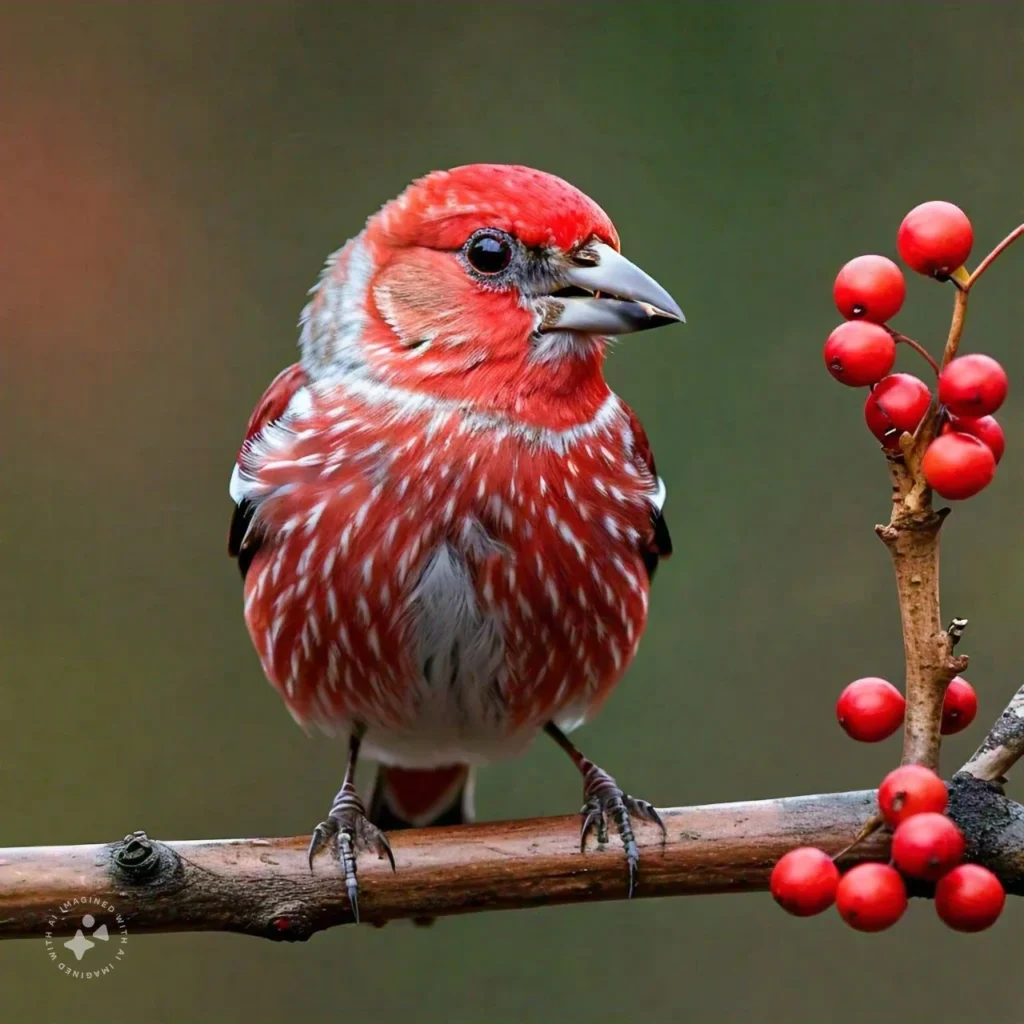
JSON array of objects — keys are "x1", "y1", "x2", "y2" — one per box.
[
  {"x1": 579, "y1": 766, "x2": 665, "y2": 898},
  {"x1": 308, "y1": 788, "x2": 395, "y2": 924}
]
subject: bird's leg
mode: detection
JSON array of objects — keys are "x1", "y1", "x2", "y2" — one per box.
[
  {"x1": 308, "y1": 724, "x2": 395, "y2": 923},
  {"x1": 544, "y1": 722, "x2": 665, "y2": 897}
]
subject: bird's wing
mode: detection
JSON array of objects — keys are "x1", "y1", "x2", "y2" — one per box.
[
  {"x1": 625, "y1": 404, "x2": 672, "y2": 581},
  {"x1": 228, "y1": 362, "x2": 308, "y2": 579}
]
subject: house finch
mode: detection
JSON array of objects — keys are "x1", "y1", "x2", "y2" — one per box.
[{"x1": 229, "y1": 164, "x2": 682, "y2": 920}]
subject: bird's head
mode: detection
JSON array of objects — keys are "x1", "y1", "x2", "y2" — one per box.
[{"x1": 300, "y1": 164, "x2": 682, "y2": 430}]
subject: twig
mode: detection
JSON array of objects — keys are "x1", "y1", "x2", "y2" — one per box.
[
  {"x1": 888, "y1": 330, "x2": 940, "y2": 375},
  {"x1": 965, "y1": 223, "x2": 1024, "y2": 291},
  {"x1": 962, "y1": 683, "x2": 1024, "y2": 784},
  {"x1": 830, "y1": 813, "x2": 884, "y2": 861},
  {"x1": 939, "y1": 285, "x2": 970, "y2": 369}
]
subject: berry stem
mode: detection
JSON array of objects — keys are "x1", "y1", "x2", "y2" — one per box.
[
  {"x1": 939, "y1": 285, "x2": 970, "y2": 369},
  {"x1": 831, "y1": 813, "x2": 884, "y2": 861},
  {"x1": 887, "y1": 330, "x2": 940, "y2": 375},
  {"x1": 965, "y1": 223, "x2": 1024, "y2": 292}
]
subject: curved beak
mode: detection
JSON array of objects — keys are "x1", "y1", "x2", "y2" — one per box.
[{"x1": 539, "y1": 241, "x2": 684, "y2": 335}]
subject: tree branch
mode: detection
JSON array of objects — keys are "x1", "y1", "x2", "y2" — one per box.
[
  {"x1": 2, "y1": 777, "x2": 1024, "y2": 941},
  {"x1": 962, "y1": 682, "x2": 1024, "y2": 784},
  {"x1": 874, "y1": 270, "x2": 977, "y2": 772}
]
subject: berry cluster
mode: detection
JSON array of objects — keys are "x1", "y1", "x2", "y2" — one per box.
[
  {"x1": 824, "y1": 201, "x2": 1007, "y2": 500},
  {"x1": 768, "y1": 204, "x2": 1024, "y2": 934},
  {"x1": 771, "y1": 765, "x2": 1006, "y2": 932}
]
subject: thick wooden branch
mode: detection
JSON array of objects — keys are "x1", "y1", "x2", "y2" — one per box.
[{"x1": 3, "y1": 776, "x2": 1023, "y2": 941}]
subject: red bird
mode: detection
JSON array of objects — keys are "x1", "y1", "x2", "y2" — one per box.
[{"x1": 229, "y1": 164, "x2": 682, "y2": 919}]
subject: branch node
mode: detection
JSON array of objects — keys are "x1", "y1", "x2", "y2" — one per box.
[
  {"x1": 110, "y1": 829, "x2": 177, "y2": 884},
  {"x1": 949, "y1": 653, "x2": 970, "y2": 675}
]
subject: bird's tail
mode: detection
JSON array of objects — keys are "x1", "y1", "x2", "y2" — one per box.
[
  {"x1": 368, "y1": 764, "x2": 474, "y2": 832},
  {"x1": 368, "y1": 764, "x2": 473, "y2": 927}
]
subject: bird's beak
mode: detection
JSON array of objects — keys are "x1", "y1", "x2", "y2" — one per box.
[{"x1": 538, "y1": 241, "x2": 685, "y2": 335}]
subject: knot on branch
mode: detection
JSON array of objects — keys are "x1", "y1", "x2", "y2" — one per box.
[{"x1": 110, "y1": 830, "x2": 181, "y2": 888}]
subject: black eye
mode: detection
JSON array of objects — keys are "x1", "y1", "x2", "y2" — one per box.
[{"x1": 466, "y1": 231, "x2": 513, "y2": 275}]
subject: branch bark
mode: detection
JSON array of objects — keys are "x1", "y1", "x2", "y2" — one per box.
[
  {"x1": 2, "y1": 777, "x2": 1024, "y2": 942},
  {"x1": 876, "y1": 474, "x2": 966, "y2": 771},
  {"x1": 963, "y1": 682, "x2": 1024, "y2": 784}
]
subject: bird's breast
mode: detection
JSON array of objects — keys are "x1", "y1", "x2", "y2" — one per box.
[{"x1": 238, "y1": 390, "x2": 658, "y2": 749}]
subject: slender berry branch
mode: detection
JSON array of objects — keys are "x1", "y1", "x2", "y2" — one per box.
[
  {"x1": 939, "y1": 285, "x2": 970, "y2": 369},
  {"x1": 887, "y1": 330, "x2": 940, "y2": 375},
  {"x1": 965, "y1": 223, "x2": 1024, "y2": 292},
  {"x1": 874, "y1": 272, "x2": 978, "y2": 770}
]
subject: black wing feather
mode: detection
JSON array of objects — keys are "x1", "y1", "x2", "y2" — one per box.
[
  {"x1": 228, "y1": 362, "x2": 308, "y2": 582},
  {"x1": 625, "y1": 404, "x2": 672, "y2": 582}
]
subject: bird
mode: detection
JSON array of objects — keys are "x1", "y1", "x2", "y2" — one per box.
[{"x1": 228, "y1": 163, "x2": 682, "y2": 921}]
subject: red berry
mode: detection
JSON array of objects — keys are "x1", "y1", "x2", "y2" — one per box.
[
  {"x1": 877, "y1": 765, "x2": 947, "y2": 827},
  {"x1": 945, "y1": 415, "x2": 1005, "y2": 463},
  {"x1": 938, "y1": 354, "x2": 1008, "y2": 417},
  {"x1": 833, "y1": 255, "x2": 906, "y2": 324},
  {"x1": 922, "y1": 432, "x2": 996, "y2": 500},
  {"x1": 897, "y1": 201, "x2": 973, "y2": 277},
  {"x1": 836, "y1": 677, "x2": 906, "y2": 742},
  {"x1": 770, "y1": 847, "x2": 840, "y2": 917},
  {"x1": 836, "y1": 863, "x2": 907, "y2": 932},
  {"x1": 864, "y1": 374, "x2": 932, "y2": 449},
  {"x1": 935, "y1": 864, "x2": 1006, "y2": 932},
  {"x1": 824, "y1": 322, "x2": 896, "y2": 387},
  {"x1": 891, "y1": 812, "x2": 965, "y2": 881},
  {"x1": 941, "y1": 676, "x2": 978, "y2": 736}
]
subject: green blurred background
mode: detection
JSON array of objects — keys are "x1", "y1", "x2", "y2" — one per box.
[{"x1": 3, "y1": 3, "x2": 1023, "y2": 1021}]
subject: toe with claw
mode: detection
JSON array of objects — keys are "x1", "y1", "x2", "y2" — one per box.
[
  {"x1": 579, "y1": 762, "x2": 666, "y2": 898},
  {"x1": 308, "y1": 781, "x2": 395, "y2": 923}
]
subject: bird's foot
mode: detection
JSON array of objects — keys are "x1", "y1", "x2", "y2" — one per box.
[
  {"x1": 308, "y1": 781, "x2": 395, "y2": 923},
  {"x1": 579, "y1": 762, "x2": 665, "y2": 898}
]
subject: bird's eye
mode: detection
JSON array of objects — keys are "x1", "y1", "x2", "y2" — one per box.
[{"x1": 466, "y1": 231, "x2": 513, "y2": 275}]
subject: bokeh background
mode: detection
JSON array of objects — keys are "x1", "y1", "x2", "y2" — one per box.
[{"x1": 3, "y1": 3, "x2": 1024, "y2": 1021}]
